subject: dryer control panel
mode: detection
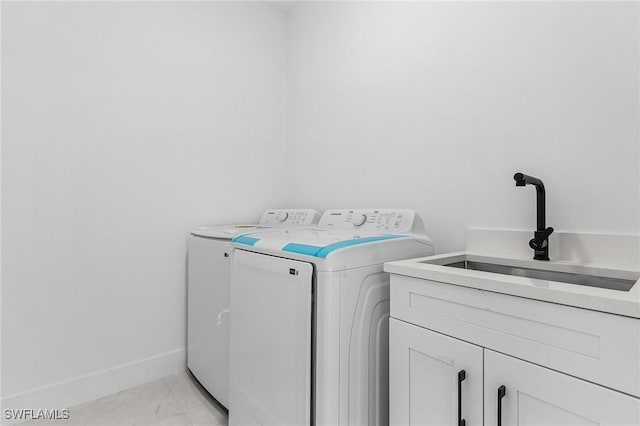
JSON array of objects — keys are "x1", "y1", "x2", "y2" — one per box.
[
  {"x1": 318, "y1": 209, "x2": 424, "y2": 234},
  {"x1": 259, "y1": 209, "x2": 321, "y2": 227}
]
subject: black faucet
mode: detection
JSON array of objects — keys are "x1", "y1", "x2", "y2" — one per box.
[{"x1": 514, "y1": 172, "x2": 554, "y2": 260}]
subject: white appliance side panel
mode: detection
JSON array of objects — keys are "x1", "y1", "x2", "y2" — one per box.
[
  {"x1": 344, "y1": 268, "x2": 390, "y2": 426},
  {"x1": 187, "y1": 236, "x2": 231, "y2": 407},
  {"x1": 316, "y1": 265, "x2": 391, "y2": 426},
  {"x1": 229, "y1": 250, "x2": 313, "y2": 426}
]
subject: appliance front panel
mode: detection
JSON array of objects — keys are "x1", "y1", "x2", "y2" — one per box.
[
  {"x1": 187, "y1": 236, "x2": 231, "y2": 407},
  {"x1": 229, "y1": 250, "x2": 313, "y2": 426}
]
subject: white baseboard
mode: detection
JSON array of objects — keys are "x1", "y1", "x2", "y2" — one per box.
[{"x1": 1, "y1": 349, "x2": 186, "y2": 425}]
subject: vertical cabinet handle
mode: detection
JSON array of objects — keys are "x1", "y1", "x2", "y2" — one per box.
[
  {"x1": 497, "y1": 385, "x2": 506, "y2": 426},
  {"x1": 457, "y1": 370, "x2": 466, "y2": 426}
]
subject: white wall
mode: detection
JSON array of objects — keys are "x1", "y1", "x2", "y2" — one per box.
[
  {"x1": 1, "y1": 1, "x2": 287, "y2": 410},
  {"x1": 287, "y1": 1, "x2": 640, "y2": 253}
]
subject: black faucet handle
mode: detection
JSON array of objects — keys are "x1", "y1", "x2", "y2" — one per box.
[
  {"x1": 529, "y1": 238, "x2": 542, "y2": 250},
  {"x1": 529, "y1": 227, "x2": 554, "y2": 250},
  {"x1": 540, "y1": 227, "x2": 554, "y2": 238}
]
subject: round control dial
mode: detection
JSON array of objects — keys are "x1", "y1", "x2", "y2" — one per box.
[
  {"x1": 352, "y1": 213, "x2": 367, "y2": 227},
  {"x1": 275, "y1": 212, "x2": 289, "y2": 223}
]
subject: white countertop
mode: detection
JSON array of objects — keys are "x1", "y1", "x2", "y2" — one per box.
[{"x1": 384, "y1": 230, "x2": 640, "y2": 318}]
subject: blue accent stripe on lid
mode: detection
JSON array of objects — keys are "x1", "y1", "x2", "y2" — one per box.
[
  {"x1": 233, "y1": 236, "x2": 260, "y2": 246},
  {"x1": 282, "y1": 243, "x2": 323, "y2": 257},
  {"x1": 282, "y1": 234, "x2": 407, "y2": 258}
]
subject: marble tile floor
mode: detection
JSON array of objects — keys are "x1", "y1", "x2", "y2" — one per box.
[{"x1": 20, "y1": 372, "x2": 228, "y2": 426}]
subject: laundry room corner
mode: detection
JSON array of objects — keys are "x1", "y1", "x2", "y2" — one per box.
[
  {"x1": 0, "y1": 1, "x2": 638, "y2": 425},
  {"x1": 0, "y1": 1, "x2": 289, "y2": 417}
]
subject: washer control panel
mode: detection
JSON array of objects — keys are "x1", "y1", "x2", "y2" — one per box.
[
  {"x1": 259, "y1": 209, "x2": 321, "y2": 227},
  {"x1": 318, "y1": 209, "x2": 419, "y2": 233}
]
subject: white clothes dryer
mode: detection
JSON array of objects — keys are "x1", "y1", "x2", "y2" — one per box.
[
  {"x1": 187, "y1": 209, "x2": 320, "y2": 408},
  {"x1": 228, "y1": 209, "x2": 434, "y2": 426}
]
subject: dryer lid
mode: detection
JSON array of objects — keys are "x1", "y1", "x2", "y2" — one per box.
[
  {"x1": 192, "y1": 224, "x2": 265, "y2": 239},
  {"x1": 190, "y1": 209, "x2": 321, "y2": 239}
]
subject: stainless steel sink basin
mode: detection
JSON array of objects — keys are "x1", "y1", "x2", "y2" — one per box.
[{"x1": 445, "y1": 260, "x2": 636, "y2": 292}]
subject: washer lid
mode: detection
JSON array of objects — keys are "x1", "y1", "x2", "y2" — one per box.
[
  {"x1": 232, "y1": 228, "x2": 409, "y2": 258},
  {"x1": 191, "y1": 224, "x2": 267, "y2": 239},
  {"x1": 232, "y1": 227, "x2": 434, "y2": 272}
]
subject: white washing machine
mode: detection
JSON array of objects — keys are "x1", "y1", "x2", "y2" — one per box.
[
  {"x1": 228, "y1": 209, "x2": 434, "y2": 426},
  {"x1": 187, "y1": 209, "x2": 321, "y2": 408}
]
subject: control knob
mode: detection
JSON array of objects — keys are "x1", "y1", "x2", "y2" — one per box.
[
  {"x1": 352, "y1": 213, "x2": 367, "y2": 227},
  {"x1": 275, "y1": 212, "x2": 289, "y2": 223}
]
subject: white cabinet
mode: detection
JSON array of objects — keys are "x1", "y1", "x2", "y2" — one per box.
[
  {"x1": 390, "y1": 275, "x2": 640, "y2": 397},
  {"x1": 389, "y1": 319, "x2": 483, "y2": 426},
  {"x1": 389, "y1": 275, "x2": 640, "y2": 426},
  {"x1": 484, "y1": 350, "x2": 639, "y2": 426}
]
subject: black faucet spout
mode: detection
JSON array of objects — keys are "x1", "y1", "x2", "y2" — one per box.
[
  {"x1": 514, "y1": 173, "x2": 546, "y2": 230},
  {"x1": 514, "y1": 172, "x2": 553, "y2": 260}
]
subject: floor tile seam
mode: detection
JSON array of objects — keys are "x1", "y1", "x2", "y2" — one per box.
[{"x1": 164, "y1": 376, "x2": 195, "y2": 426}]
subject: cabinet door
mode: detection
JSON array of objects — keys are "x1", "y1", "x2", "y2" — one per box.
[
  {"x1": 484, "y1": 350, "x2": 640, "y2": 426},
  {"x1": 390, "y1": 319, "x2": 483, "y2": 426}
]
